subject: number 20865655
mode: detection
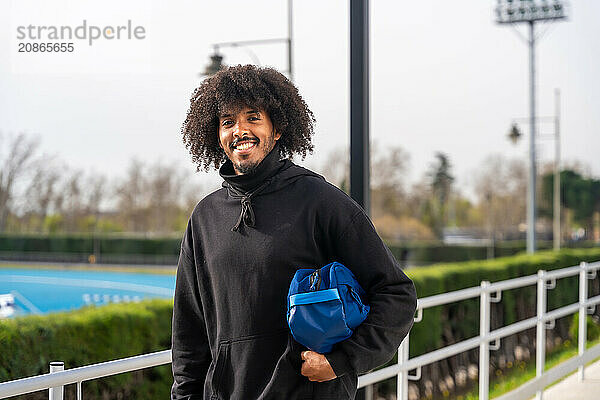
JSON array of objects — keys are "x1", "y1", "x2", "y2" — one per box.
[{"x1": 18, "y1": 42, "x2": 74, "y2": 52}]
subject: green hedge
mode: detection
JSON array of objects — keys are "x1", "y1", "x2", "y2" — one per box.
[
  {"x1": 1, "y1": 233, "x2": 595, "y2": 265},
  {"x1": 388, "y1": 241, "x2": 560, "y2": 265},
  {"x1": 0, "y1": 299, "x2": 173, "y2": 399},
  {"x1": 0, "y1": 234, "x2": 181, "y2": 256},
  {"x1": 405, "y1": 247, "x2": 600, "y2": 356}
]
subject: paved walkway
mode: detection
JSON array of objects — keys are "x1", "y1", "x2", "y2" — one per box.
[{"x1": 540, "y1": 359, "x2": 600, "y2": 400}]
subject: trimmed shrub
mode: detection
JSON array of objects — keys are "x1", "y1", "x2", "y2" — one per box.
[
  {"x1": 0, "y1": 299, "x2": 173, "y2": 399},
  {"x1": 405, "y1": 248, "x2": 600, "y2": 356}
]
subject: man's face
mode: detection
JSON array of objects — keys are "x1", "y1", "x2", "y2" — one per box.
[{"x1": 218, "y1": 106, "x2": 281, "y2": 175}]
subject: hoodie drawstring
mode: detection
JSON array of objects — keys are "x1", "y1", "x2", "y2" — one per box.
[{"x1": 225, "y1": 179, "x2": 271, "y2": 232}]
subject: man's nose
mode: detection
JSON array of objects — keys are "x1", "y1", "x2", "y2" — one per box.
[{"x1": 232, "y1": 121, "x2": 250, "y2": 137}]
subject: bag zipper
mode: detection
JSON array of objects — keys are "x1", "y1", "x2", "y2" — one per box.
[{"x1": 309, "y1": 270, "x2": 321, "y2": 291}]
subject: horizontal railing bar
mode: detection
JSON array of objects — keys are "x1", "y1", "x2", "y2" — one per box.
[
  {"x1": 0, "y1": 350, "x2": 171, "y2": 399},
  {"x1": 585, "y1": 294, "x2": 600, "y2": 307},
  {"x1": 362, "y1": 306, "x2": 600, "y2": 389},
  {"x1": 364, "y1": 297, "x2": 599, "y2": 387},
  {"x1": 363, "y1": 298, "x2": 600, "y2": 388},
  {"x1": 414, "y1": 262, "x2": 600, "y2": 311},
  {"x1": 544, "y1": 303, "x2": 580, "y2": 322},
  {"x1": 417, "y1": 287, "x2": 482, "y2": 309},
  {"x1": 358, "y1": 363, "x2": 398, "y2": 388},
  {"x1": 587, "y1": 261, "x2": 600, "y2": 270},
  {"x1": 358, "y1": 336, "x2": 482, "y2": 387},
  {"x1": 403, "y1": 336, "x2": 481, "y2": 371},
  {"x1": 494, "y1": 343, "x2": 600, "y2": 400},
  {"x1": 544, "y1": 265, "x2": 580, "y2": 280},
  {"x1": 488, "y1": 316, "x2": 538, "y2": 342},
  {"x1": 488, "y1": 275, "x2": 538, "y2": 292}
]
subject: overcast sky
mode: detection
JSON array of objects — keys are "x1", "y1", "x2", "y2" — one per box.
[{"x1": 1, "y1": 0, "x2": 598, "y2": 202}]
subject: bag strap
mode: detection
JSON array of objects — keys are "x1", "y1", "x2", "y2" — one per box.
[{"x1": 289, "y1": 288, "x2": 340, "y2": 308}]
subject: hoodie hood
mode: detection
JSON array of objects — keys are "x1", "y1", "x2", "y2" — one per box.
[
  {"x1": 219, "y1": 144, "x2": 324, "y2": 232},
  {"x1": 219, "y1": 143, "x2": 322, "y2": 194}
]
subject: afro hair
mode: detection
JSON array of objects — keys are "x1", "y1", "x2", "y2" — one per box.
[{"x1": 181, "y1": 64, "x2": 316, "y2": 171}]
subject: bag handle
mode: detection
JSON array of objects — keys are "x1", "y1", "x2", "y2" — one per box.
[{"x1": 289, "y1": 288, "x2": 340, "y2": 308}]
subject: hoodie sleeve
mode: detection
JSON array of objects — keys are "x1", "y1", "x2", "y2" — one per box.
[
  {"x1": 171, "y1": 220, "x2": 211, "y2": 399},
  {"x1": 324, "y1": 210, "x2": 417, "y2": 377}
]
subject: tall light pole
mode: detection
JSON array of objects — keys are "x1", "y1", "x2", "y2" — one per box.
[
  {"x1": 350, "y1": 0, "x2": 370, "y2": 215},
  {"x1": 508, "y1": 89, "x2": 562, "y2": 252},
  {"x1": 495, "y1": 0, "x2": 567, "y2": 254},
  {"x1": 553, "y1": 88, "x2": 561, "y2": 250}
]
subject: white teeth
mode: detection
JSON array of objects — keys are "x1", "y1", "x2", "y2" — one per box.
[{"x1": 235, "y1": 142, "x2": 255, "y2": 151}]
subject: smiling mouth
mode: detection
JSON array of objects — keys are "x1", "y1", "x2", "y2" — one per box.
[{"x1": 232, "y1": 139, "x2": 258, "y2": 152}]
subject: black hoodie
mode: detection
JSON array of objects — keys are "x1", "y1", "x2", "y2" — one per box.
[{"x1": 171, "y1": 147, "x2": 417, "y2": 400}]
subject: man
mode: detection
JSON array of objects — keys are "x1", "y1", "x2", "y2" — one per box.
[{"x1": 172, "y1": 65, "x2": 416, "y2": 400}]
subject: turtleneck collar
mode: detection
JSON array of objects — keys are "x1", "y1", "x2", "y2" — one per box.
[{"x1": 219, "y1": 142, "x2": 285, "y2": 193}]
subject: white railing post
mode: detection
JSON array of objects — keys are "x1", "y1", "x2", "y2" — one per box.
[
  {"x1": 536, "y1": 270, "x2": 547, "y2": 400},
  {"x1": 578, "y1": 261, "x2": 588, "y2": 381},
  {"x1": 48, "y1": 361, "x2": 64, "y2": 400},
  {"x1": 398, "y1": 335, "x2": 409, "y2": 400},
  {"x1": 479, "y1": 281, "x2": 491, "y2": 400},
  {"x1": 364, "y1": 384, "x2": 374, "y2": 400}
]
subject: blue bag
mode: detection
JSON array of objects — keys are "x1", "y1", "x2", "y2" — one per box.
[{"x1": 287, "y1": 261, "x2": 370, "y2": 353}]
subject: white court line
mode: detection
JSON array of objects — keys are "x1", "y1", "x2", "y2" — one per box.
[
  {"x1": 10, "y1": 290, "x2": 42, "y2": 314},
  {"x1": 3, "y1": 275, "x2": 174, "y2": 297}
]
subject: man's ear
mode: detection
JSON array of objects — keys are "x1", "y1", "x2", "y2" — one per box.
[{"x1": 274, "y1": 130, "x2": 282, "y2": 141}]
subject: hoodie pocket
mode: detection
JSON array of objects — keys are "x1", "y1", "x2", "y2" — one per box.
[
  {"x1": 210, "y1": 329, "x2": 290, "y2": 400},
  {"x1": 210, "y1": 341, "x2": 230, "y2": 400}
]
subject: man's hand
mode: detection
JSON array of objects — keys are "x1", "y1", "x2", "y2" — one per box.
[{"x1": 300, "y1": 350, "x2": 337, "y2": 382}]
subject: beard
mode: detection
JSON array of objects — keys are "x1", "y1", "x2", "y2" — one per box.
[
  {"x1": 234, "y1": 160, "x2": 260, "y2": 175},
  {"x1": 230, "y1": 132, "x2": 277, "y2": 175}
]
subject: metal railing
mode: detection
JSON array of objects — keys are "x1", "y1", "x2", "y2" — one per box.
[
  {"x1": 358, "y1": 261, "x2": 600, "y2": 400},
  {"x1": 0, "y1": 351, "x2": 171, "y2": 400},
  {"x1": 0, "y1": 261, "x2": 599, "y2": 400}
]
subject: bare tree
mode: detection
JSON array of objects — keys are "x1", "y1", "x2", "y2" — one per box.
[
  {"x1": 371, "y1": 142, "x2": 409, "y2": 190},
  {"x1": 84, "y1": 172, "x2": 107, "y2": 215},
  {"x1": 319, "y1": 147, "x2": 349, "y2": 191},
  {"x1": 23, "y1": 155, "x2": 63, "y2": 231},
  {"x1": 182, "y1": 180, "x2": 205, "y2": 214},
  {"x1": 115, "y1": 159, "x2": 147, "y2": 232},
  {"x1": 59, "y1": 169, "x2": 85, "y2": 231},
  {"x1": 474, "y1": 154, "x2": 527, "y2": 240},
  {"x1": 0, "y1": 132, "x2": 40, "y2": 232},
  {"x1": 370, "y1": 143, "x2": 410, "y2": 219},
  {"x1": 147, "y1": 160, "x2": 187, "y2": 233}
]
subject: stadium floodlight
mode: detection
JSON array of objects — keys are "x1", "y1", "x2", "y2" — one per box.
[
  {"x1": 495, "y1": 0, "x2": 566, "y2": 24},
  {"x1": 494, "y1": 0, "x2": 567, "y2": 256}
]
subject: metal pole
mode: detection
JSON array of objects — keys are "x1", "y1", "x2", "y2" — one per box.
[
  {"x1": 49, "y1": 362, "x2": 64, "y2": 400},
  {"x1": 349, "y1": 0, "x2": 370, "y2": 214},
  {"x1": 554, "y1": 89, "x2": 561, "y2": 250},
  {"x1": 364, "y1": 384, "x2": 374, "y2": 400},
  {"x1": 527, "y1": 20, "x2": 537, "y2": 253},
  {"x1": 578, "y1": 262, "x2": 588, "y2": 381},
  {"x1": 288, "y1": 0, "x2": 293, "y2": 81},
  {"x1": 398, "y1": 336, "x2": 409, "y2": 400},
  {"x1": 479, "y1": 281, "x2": 491, "y2": 400},
  {"x1": 536, "y1": 270, "x2": 547, "y2": 400}
]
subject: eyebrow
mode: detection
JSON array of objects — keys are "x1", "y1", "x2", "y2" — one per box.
[{"x1": 219, "y1": 110, "x2": 260, "y2": 119}]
